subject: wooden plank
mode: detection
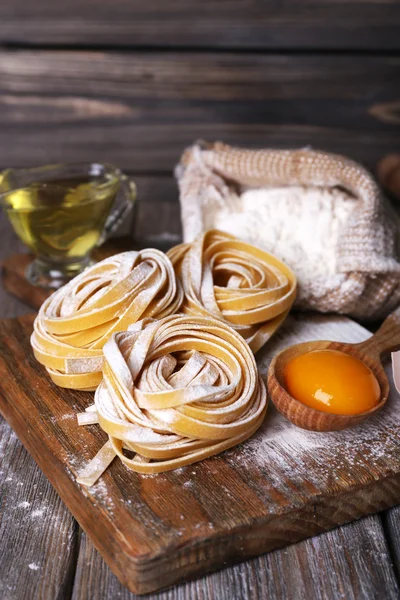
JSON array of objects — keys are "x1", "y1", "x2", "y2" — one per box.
[
  {"x1": 0, "y1": 417, "x2": 79, "y2": 599},
  {"x1": 0, "y1": 1, "x2": 399, "y2": 50},
  {"x1": 0, "y1": 52, "x2": 399, "y2": 171},
  {"x1": 71, "y1": 516, "x2": 400, "y2": 600},
  {"x1": 133, "y1": 176, "x2": 181, "y2": 246},
  {"x1": 0, "y1": 313, "x2": 399, "y2": 594},
  {"x1": 0, "y1": 214, "x2": 79, "y2": 600},
  {"x1": 384, "y1": 507, "x2": 400, "y2": 581}
]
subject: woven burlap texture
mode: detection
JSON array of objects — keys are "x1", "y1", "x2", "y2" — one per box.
[{"x1": 176, "y1": 142, "x2": 400, "y2": 320}]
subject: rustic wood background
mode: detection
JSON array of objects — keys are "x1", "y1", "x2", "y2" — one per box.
[
  {"x1": 1, "y1": 1, "x2": 400, "y2": 196},
  {"x1": 0, "y1": 1, "x2": 400, "y2": 598}
]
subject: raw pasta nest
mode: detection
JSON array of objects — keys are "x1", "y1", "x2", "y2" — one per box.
[
  {"x1": 31, "y1": 250, "x2": 182, "y2": 391},
  {"x1": 167, "y1": 229, "x2": 297, "y2": 352},
  {"x1": 76, "y1": 314, "x2": 267, "y2": 484}
]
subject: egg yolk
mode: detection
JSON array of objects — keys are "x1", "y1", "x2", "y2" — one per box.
[{"x1": 284, "y1": 349, "x2": 380, "y2": 415}]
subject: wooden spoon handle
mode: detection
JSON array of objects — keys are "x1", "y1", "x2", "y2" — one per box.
[{"x1": 355, "y1": 306, "x2": 400, "y2": 358}]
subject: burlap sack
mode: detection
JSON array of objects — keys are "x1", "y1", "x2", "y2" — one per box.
[{"x1": 176, "y1": 142, "x2": 400, "y2": 320}]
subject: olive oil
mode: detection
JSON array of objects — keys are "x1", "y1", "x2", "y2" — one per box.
[{"x1": 3, "y1": 176, "x2": 119, "y2": 261}]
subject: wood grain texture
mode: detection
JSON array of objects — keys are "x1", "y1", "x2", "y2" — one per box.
[
  {"x1": 1, "y1": 253, "x2": 55, "y2": 311},
  {"x1": 0, "y1": 1, "x2": 399, "y2": 49},
  {"x1": 71, "y1": 516, "x2": 400, "y2": 600},
  {"x1": 0, "y1": 212, "x2": 79, "y2": 600},
  {"x1": 0, "y1": 313, "x2": 399, "y2": 594},
  {"x1": 133, "y1": 177, "x2": 181, "y2": 247},
  {"x1": 0, "y1": 418, "x2": 79, "y2": 600},
  {"x1": 0, "y1": 52, "x2": 399, "y2": 170},
  {"x1": 384, "y1": 507, "x2": 400, "y2": 582}
]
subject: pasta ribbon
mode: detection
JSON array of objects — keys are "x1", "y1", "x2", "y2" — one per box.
[
  {"x1": 76, "y1": 314, "x2": 267, "y2": 484},
  {"x1": 168, "y1": 230, "x2": 296, "y2": 352},
  {"x1": 31, "y1": 250, "x2": 183, "y2": 390}
]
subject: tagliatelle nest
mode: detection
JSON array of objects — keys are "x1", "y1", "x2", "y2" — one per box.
[
  {"x1": 76, "y1": 314, "x2": 267, "y2": 484},
  {"x1": 167, "y1": 229, "x2": 297, "y2": 352},
  {"x1": 31, "y1": 250, "x2": 183, "y2": 390}
]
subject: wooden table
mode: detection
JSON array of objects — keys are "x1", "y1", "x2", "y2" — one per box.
[
  {"x1": 0, "y1": 3, "x2": 400, "y2": 596},
  {"x1": 0, "y1": 204, "x2": 399, "y2": 600}
]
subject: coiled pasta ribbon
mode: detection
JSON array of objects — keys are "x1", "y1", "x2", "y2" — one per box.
[
  {"x1": 76, "y1": 314, "x2": 267, "y2": 485},
  {"x1": 168, "y1": 230, "x2": 297, "y2": 352},
  {"x1": 31, "y1": 250, "x2": 182, "y2": 390}
]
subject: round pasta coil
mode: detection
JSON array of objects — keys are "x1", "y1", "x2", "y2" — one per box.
[
  {"x1": 76, "y1": 314, "x2": 267, "y2": 484},
  {"x1": 168, "y1": 229, "x2": 297, "y2": 352},
  {"x1": 31, "y1": 250, "x2": 183, "y2": 390}
]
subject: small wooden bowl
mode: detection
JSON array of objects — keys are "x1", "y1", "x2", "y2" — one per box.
[{"x1": 267, "y1": 308, "x2": 400, "y2": 432}]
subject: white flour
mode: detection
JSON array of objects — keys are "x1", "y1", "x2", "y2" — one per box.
[{"x1": 203, "y1": 185, "x2": 357, "y2": 302}]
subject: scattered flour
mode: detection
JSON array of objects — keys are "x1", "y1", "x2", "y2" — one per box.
[
  {"x1": 31, "y1": 508, "x2": 46, "y2": 519},
  {"x1": 28, "y1": 563, "x2": 40, "y2": 571},
  {"x1": 88, "y1": 479, "x2": 115, "y2": 513},
  {"x1": 59, "y1": 414, "x2": 75, "y2": 421}
]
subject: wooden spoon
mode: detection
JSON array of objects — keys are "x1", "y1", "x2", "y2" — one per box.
[{"x1": 267, "y1": 308, "x2": 400, "y2": 432}]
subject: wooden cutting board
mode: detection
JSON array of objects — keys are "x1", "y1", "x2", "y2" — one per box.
[{"x1": 0, "y1": 313, "x2": 399, "y2": 595}]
